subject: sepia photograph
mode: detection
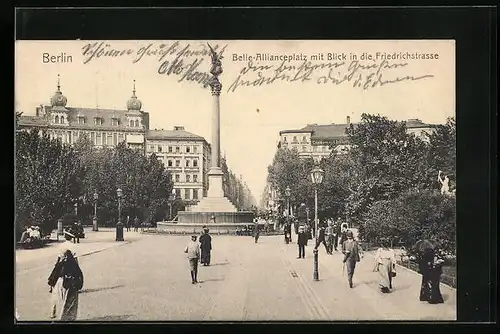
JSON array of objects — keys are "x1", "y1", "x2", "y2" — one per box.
[{"x1": 15, "y1": 39, "x2": 456, "y2": 321}]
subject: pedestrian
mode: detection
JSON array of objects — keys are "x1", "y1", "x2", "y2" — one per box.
[
  {"x1": 284, "y1": 222, "x2": 292, "y2": 244},
  {"x1": 133, "y1": 217, "x2": 140, "y2": 232},
  {"x1": 47, "y1": 249, "x2": 84, "y2": 321},
  {"x1": 253, "y1": 219, "x2": 260, "y2": 243},
  {"x1": 342, "y1": 230, "x2": 361, "y2": 288},
  {"x1": 315, "y1": 224, "x2": 329, "y2": 254},
  {"x1": 339, "y1": 222, "x2": 348, "y2": 245},
  {"x1": 373, "y1": 239, "x2": 397, "y2": 293},
  {"x1": 126, "y1": 216, "x2": 130, "y2": 232},
  {"x1": 297, "y1": 225, "x2": 308, "y2": 259},
  {"x1": 184, "y1": 235, "x2": 200, "y2": 284},
  {"x1": 325, "y1": 221, "x2": 334, "y2": 254},
  {"x1": 199, "y1": 228, "x2": 212, "y2": 266},
  {"x1": 332, "y1": 221, "x2": 340, "y2": 251},
  {"x1": 417, "y1": 247, "x2": 445, "y2": 304}
]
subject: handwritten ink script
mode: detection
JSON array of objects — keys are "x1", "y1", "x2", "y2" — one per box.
[
  {"x1": 80, "y1": 42, "x2": 436, "y2": 92},
  {"x1": 81, "y1": 41, "x2": 227, "y2": 88},
  {"x1": 227, "y1": 58, "x2": 435, "y2": 93}
]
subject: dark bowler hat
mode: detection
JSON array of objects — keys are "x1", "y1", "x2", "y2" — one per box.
[{"x1": 191, "y1": 235, "x2": 197, "y2": 240}]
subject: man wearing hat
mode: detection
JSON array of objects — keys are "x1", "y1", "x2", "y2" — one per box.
[
  {"x1": 297, "y1": 225, "x2": 308, "y2": 259},
  {"x1": 342, "y1": 230, "x2": 361, "y2": 288},
  {"x1": 184, "y1": 235, "x2": 201, "y2": 284}
]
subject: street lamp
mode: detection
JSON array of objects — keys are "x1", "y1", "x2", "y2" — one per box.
[
  {"x1": 310, "y1": 165, "x2": 324, "y2": 282},
  {"x1": 74, "y1": 202, "x2": 78, "y2": 216},
  {"x1": 284, "y1": 186, "x2": 291, "y2": 223},
  {"x1": 116, "y1": 188, "x2": 124, "y2": 241},
  {"x1": 92, "y1": 191, "x2": 99, "y2": 231}
]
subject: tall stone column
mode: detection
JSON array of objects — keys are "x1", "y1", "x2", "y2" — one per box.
[{"x1": 207, "y1": 77, "x2": 224, "y2": 198}]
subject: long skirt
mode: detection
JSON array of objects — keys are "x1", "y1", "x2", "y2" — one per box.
[
  {"x1": 428, "y1": 267, "x2": 444, "y2": 304},
  {"x1": 377, "y1": 259, "x2": 393, "y2": 290},
  {"x1": 51, "y1": 278, "x2": 79, "y2": 321},
  {"x1": 201, "y1": 250, "x2": 211, "y2": 265}
]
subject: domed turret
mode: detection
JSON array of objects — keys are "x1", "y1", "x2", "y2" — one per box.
[
  {"x1": 50, "y1": 74, "x2": 68, "y2": 107},
  {"x1": 127, "y1": 80, "x2": 142, "y2": 111}
]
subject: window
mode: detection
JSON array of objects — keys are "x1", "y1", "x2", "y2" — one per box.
[
  {"x1": 193, "y1": 160, "x2": 198, "y2": 167},
  {"x1": 94, "y1": 117, "x2": 103, "y2": 126},
  {"x1": 186, "y1": 146, "x2": 191, "y2": 153},
  {"x1": 67, "y1": 132, "x2": 72, "y2": 144},
  {"x1": 175, "y1": 188, "x2": 181, "y2": 198},
  {"x1": 113, "y1": 133, "x2": 118, "y2": 146},
  {"x1": 107, "y1": 134, "x2": 113, "y2": 146},
  {"x1": 96, "y1": 133, "x2": 102, "y2": 145},
  {"x1": 158, "y1": 145, "x2": 162, "y2": 152},
  {"x1": 78, "y1": 116, "x2": 85, "y2": 124},
  {"x1": 283, "y1": 136, "x2": 287, "y2": 142},
  {"x1": 90, "y1": 132, "x2": 95, "y2": 144},
  {"x1": 175, "y1": 174, "x2": 180, "y2": 182},
  {"x1": 302, "y1": 146, "x2": 307, "y2": 152},
  {"x1": 193, "y1": 175, "x2": 198, "y2": 183},
  {"x1": 60, "y1": 116, "x2": 65, "y2": 124},
  {"x1": 302, "y1": 136, "x2": 306, "y2": 142},
  {"x1": 193, "y1": 189, "x2": 199, "y2": 200},
  {"x1": 175, "y1": 146, "x2": 180, "y2": 153},
  {"x1": 293, "y1": 136, "x2": 297, "y2": 142},
  {"x1": 118, "y1": 133, "x2": 124, "y2": 142},
  {"x1": 175, "y1": 160, "x2": 180, "y2": 167},
  {"x1": 167, "y1": 160, "x2": 173, "y2": 167},
  {"x1": 193, "y1": 146, "x2": 198, "y2": 153},
  {"x1": 184, "y1": 189, "x2": 190, "y2": 200},
  {"x1": 135, "y1": 120, "x2": 140, "y2": 127},
  {"x1": 186, "y1": 175, "x2": 191, "y2": 183},
  {"x1": 185, "y1": 160, "x2": 190, "y2": 167},
  {"x1": 111, "y1": 118, "x2": 119, "y2": 126},
  {"x1": 168, "y1": 146, "x2": 173, "y2": 153},
  {"x1": 55, "y1": 115, "x2": 59, "y2": 124}
]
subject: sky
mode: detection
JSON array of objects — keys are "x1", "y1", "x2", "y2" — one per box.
[{"x1": 15, "y1": 40, "x2": 455, "y2": 202}]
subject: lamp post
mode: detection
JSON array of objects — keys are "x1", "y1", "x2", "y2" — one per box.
[
  {"x1": 92, "y1": 192, "x2": 99, "y2": 231},
  {"x1": 305, "y1": 206, "x2": 310, "y2": 238},
  {"x1": 284, "y1": 186, "x2": 291, "y2": 224},
  {"x1": 116, "y1": 188, "x2": 124, "y2": 241},
  {"x1": 310, "y1": 165, "x2": 325, "y2": 282},
  {"x1": 74, "y1": 202, "x2": 78, "y2": 216}
]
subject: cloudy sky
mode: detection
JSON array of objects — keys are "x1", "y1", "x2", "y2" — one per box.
[{"x1": 15, "y1": 40, "x2": 455, "y2": 202}]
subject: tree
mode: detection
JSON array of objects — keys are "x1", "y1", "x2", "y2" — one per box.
[
  {"x1": 361, "y1": 189, "x2": 456, "y2": 254},
  {"x1": 15, "y1": 129, "x2": 82, "y2": 236}
]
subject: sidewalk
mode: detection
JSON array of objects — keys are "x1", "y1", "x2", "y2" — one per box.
[
  {"x1": 285, "y1": 224, "x2": 456, "y2": 320},
  {"x1": 16, "y1": 228, "x2": 144, "y2": 273}
]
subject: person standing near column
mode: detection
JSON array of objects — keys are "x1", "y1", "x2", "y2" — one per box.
[
  {"x1": 342, "y1": 230, "x2": 361, "y2": 288},
  {"x1": 199, "y1": 227, "x2": 212, "y2": 266},
  {"x1": 184, "y1": 235, "x2": 200, "y2": 284}
]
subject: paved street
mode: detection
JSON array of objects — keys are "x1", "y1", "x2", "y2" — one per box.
[{"x1": 15, "y1": 227, "x2": 456, "y2": 321}]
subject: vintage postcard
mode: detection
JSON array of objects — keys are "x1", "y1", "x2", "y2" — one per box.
[{"x1": 15, "y1": 40, "x2": 456, "y2": 321}]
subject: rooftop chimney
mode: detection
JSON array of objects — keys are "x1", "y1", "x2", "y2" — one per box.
[
  {"x1": 174, "y1": 126, "x2": 185, "y2": 131},
  {"x1": 346, "y1": 116, "x2": 351, "y2": 126}
]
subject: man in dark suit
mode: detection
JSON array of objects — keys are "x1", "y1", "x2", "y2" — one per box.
[
  {"x1": 314, "y1": 223, "x2": 329, "y2": 254},
  {"x1": 342, "y1": 230, "x2": 361, "y2": 288},
  {"x1": 297, "y1": 225, "x2": 308, "y2": 259}
]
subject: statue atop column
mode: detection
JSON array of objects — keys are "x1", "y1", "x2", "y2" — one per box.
[
  {"x1": 437, "y1": 170, "x2": 451, "y2": 196},
  {"x1": 207, "y1": 43, "x2": 223, "y2": 95}
]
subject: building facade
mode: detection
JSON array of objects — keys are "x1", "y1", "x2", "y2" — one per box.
[
  {"x1": 146, "y1": 126, "x2": 211, "y2": 206},
  {"x1": 17, "y1": 76, "x2": 211, "y2": 204},
  {"x1": 265, "y1": 116, "x2": 438, "y2": 212},
  {"x1": 18, "y1": 76, "x2": 149, "y2": 151}
]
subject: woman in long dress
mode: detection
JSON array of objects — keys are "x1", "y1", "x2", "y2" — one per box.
[
  {"x1": 418, "y1": 247, "x2": 445, "y2": 304},
  {"x1": 199, "y1": 228, "x2": 212, "y2": 266},
  {"x1": 373, "y1": 239, "x2": 396, "y2": 293},
  {"x1": 48, "y1": 249, "x2": 84, "y2": 321}
]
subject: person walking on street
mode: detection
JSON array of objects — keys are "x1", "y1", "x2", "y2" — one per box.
[
  {"x1": 297, "y1": 225, "x2": 308, "y2": 259},
  {"x1": 47, "y1": 249, "x2": 84, "y2": 321},
  {"x1": 133, "y1": 217, "x2": 140, "y2": 232},
  {"x1": 373, "y1": 239, "x2": 397, "y2": 293},
  {"x1": 284, "y1": 222, "x2": 292, "y2": 244},
  {"x1": 332, "y1": 221, "x2": 340, "y2": 251},
  {"x1": 315, "y1": 224, "x2": 329, "y2": 254},
  {"x1": 325, "y1": 221, "x2": 334, "y2": 254},
  {"x1": 417, "y1": 246, "x2": 445, "y2": 304},
  {"x1": 199, "y1": 228, "x2": 212, "y2": 266},
  {"x1": 342, "y1": 230, "x2": 361, "y2": 288},
  {"x1": 253, "y1": 219, "x2": 260, "y2": 243},
  {"x1": 184, "y1": 235, "x2": 200, "y2": 284}
]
